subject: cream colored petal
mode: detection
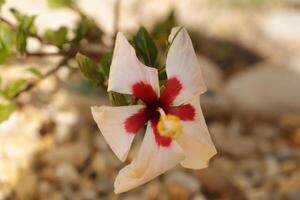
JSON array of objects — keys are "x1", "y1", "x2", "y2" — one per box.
[
  {"x1": 108, "y1": 32, "x2": 159, "y2": 96},
  {"x1": 114, "y1": 122, "x2": 185, "y2": 194},
  {"x1": 176, "y1": 97, "x2": 217, "y2": 169},
  {"x1": 91, "y1": 105, "x2": 145, "y2": 162},
  {"x1": 166, "y1": 27, "x2": 207, "y2": 105}
]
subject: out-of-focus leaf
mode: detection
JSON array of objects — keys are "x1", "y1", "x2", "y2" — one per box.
[
  {"x1": 27, "y1": 67, "x2": 42, "y2": 77},
  {"x1": 0, "y1": 0, "x2": 5, "y2": 9},
  {"x1": 0, "y1": 24, "x2": 12, "y2": 63},
  {"x1": 6, "y1": 79, "x2": 26, "y2": 98},
  {"x1": 10, "y1": 8, "x2": 36, "y2": 33},
  {"x1": 73, "y1": 15, "x2": 103, "y2": 42},
  {"x1": 45, "y1": 27, "x2": 68, "y2": 48},
  {"x1": 158, "y1": 67, "x2": 167, "y2": 82},
  {"x1": 152, "y1": 11, "x2": 177, "y2": 42},
  {"x1": 0, "y1": 102, "x2": 16, "y2": 122},
  {"x1": 76, "y1": 53, "x2": 104, "y2": 86},
  {"x1": 9, "y1": 8, "x2": 36, "y2": 54},
  {"x1": 15, "y1": 29, "x2": 26, "y2": 54},
  {"x1": 0, "y1": 23, "x2": 15, "y2": 51},
  {"x1": 100, "y1": 52, "x2": 112, "y2": 77},
  {"x1": 47, "y1": 0, "x2": 74, "y2": 9},
  {"x1": 108, "y1": 91, "x2": 128, "y2": 106},
  {"x1": 73, "y1": 15, "x2": 88, "y2": 42},
  {"x1": 132, "y1": 27, "x2": 158, "y2": 67},
  {"x1": 0, "y1": 39, "x2": 11, "y2": 63}
]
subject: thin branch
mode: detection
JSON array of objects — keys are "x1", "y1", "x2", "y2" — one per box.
[
  {"x1": 13, "y1": 57, "x2": 69, "y2": 98},
  {"x1": 0, "y1": 17, "x2": 14, "y2": 27},
  {"x1": 26, "y1": 51, "x2": 62, "y2": 57},
  {"x1": 0, "y1": 16, "x2": 47, "y2": 43}
]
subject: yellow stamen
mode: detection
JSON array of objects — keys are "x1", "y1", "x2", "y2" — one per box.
[{"x1": 157, "y1": 108, "x2": 182, "y2": 139}]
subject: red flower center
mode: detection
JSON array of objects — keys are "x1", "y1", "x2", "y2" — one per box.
[{"x1": 124, "y1": 77, "x2": 195, "y2": 147}]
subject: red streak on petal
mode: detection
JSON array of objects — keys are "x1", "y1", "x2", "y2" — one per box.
[
  {"x1": 166, "y1": 104, "x2": 195, "y2": 121},
  {"x1": 124, "y1": 108, "x2": 150, "y2": 134},
  {"x1": 159, "y1": 77, "x2": 182, "y2": 106},
  {"x1": 132, "y1": 81, "x2": 158, "y2": 105},
  {"x1": 151, "y1": 119, "x2": 172, "y2": 147}
]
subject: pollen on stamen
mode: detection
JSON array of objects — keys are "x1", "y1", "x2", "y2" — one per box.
[{"x1": 157, "y1": 108, "x2": 182, "y2": 139}]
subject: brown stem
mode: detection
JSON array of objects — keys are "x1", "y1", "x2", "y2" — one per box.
[
  {"x1": 13, "y1": 57, "x2": 69, "y2": 98},
  {"x1": 26, "y1": 52, "x2": 62, "y2": 57},
  {"x1": 1, "y1": 16, "x2": 49, "y2": 44},
  {"x1": 0, "y1": 17, "x2": 14, "y2": 27}
]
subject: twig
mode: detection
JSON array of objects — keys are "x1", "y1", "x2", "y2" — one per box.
[
  {"x1": 26, "y1": 51, "x2": 62, "y2": 57},
  {"x1": 0, "y1": 16, "x2": 47, "y2": 43},
  {"x1": 0, "y1": 17, "x2": 14, "y2": 27},
  {"x1": 13, "y1": 57, "x2": 69, "y2": 98}
]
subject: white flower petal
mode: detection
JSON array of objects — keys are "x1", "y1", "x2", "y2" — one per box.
[
  {"x1": 166, "y1": 27, "x2": 207, "y2": 105},
  {"x1": 108, "y1": 32, "x2": 159, "y2": 96},
  {"x1": 176, "y1": 98, "x2": 217, "y2": 169},
  {"x1": 114, "y1": 122, "x2": 185, "y2": 194},
  {"x1": 91, "y1": 105, "x2": 146, "y2": 162}
]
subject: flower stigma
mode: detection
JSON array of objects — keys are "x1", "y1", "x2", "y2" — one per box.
[{"x1": 157, "y1": 108, "x2": 182, "y2": 139}]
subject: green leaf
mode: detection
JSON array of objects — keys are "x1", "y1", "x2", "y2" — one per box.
[
  {"x1": 10, "y1": 8, "x2": 36, "y2": 33},
  {"x1": 0, "y1": 39, "x2": 11, "y2": 63},
  {"x1": 108, "y1": 91, "x2": 128, "y2": 106},
  {"x1": 0, "y1": 0, "x2": 5, "y2": 9},
  {"x1": 6, "y1": 79, "x2": 26, "y2": 98},
  {"x1": 100, "y1": 52, "x2": 112, "y2": 77},
  {"x1": 15, "y1": 29, "x2": 27, "y2": 54},
  {"x1": 76, "y1": 53, "x2": 104, "y2": 86},
  {"x1": 48, "y1": 0, "x2": 74, "y2": 9},
  {"x1": 73, "y1": 15, "x2": 103, "y2": 42},
  {"x1": 0, "y1": 23, "x2": 15, "y2": 59},
  {"x1": 0, "y1": 102, "x2": 16, "y2": 123},
  {"x1": 73, "y1": 15, "x2": 89, "y2": 42},
  {"x1": 0, "y1": 24, "x2": 14, "y2": 45},
  {"x1": 26, "y1": 67, "x2": 42, "y2": 77},
  {"x1": 45, "y1": 27, "x2": 68, "y2": 48},
  {"x1": 152, "y1": 11, "x2": 177, "y2": 42},
  {"x1": 132, "y1": 27, "x2": 158, "y2": 67}
]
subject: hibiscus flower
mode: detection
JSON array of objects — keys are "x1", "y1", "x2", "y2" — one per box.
[{"x1": 91, "y1": 27, "x2": 217, "y2": 193}]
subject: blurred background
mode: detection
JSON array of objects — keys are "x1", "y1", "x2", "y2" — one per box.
[{"x1": 0, "y1": 0, "x2": 300, "y2": 199}]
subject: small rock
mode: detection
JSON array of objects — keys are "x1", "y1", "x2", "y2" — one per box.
[
  {"x1": 15, "y1": 170, "x2": 37, "y2": 200},
  {"x1": 278, "y1": 171, "x2": 300, "y2": 199},
  {"x1": 279, "y1": 114, "x2": 300, "y2": 131},
  {"x1": 192, "y1": 194, "x2": 207, "y2": 200},
  {"x1": 91, "y1": 154, "x2": 107, "y2": 175},
  {"x1": 273, "y1": 146, "x2": 295, "y2": 162},
  {"x1": 225, "y1": 64, "x2": 300, "y2": 118},
  {"x1": 42, "y1": 142, "x2": 90, "y2": 168},
  {"x1": 143, "y1": 180, "x2": 162, "y2": 199},
  {"x1": 264, "y1": 156, "x2": 280, "y2": 179},
  {"x1": 78, "y1": 178, "x2": 97, "y2": 200},
  {"x1": 165, "y1": 171, "x2": 200, "y2": 194},
  {"x1": 97, "y1": 176, "x2": 113, "y2": 194},
  {"x1": 290, "y1": 128, "x2": 300, "y2": 145},
  {"x1": 261, "y1": 10, "x2": 300, "y2": 45},
  {"x1": 280, "y1": 160, "x2": 298, "y2": 174},
  {"x1": 55, "y1": 163, "x2": 79, "y2": 185},
  {"x1": 198, "y1": 55, "x2": 223, "y2": 91},
  {"x1": 166, "y1": 181, "x2": 191, "y2": 200},
  {"x1": 212, "y1": 131, "x2": 257, "y2": 157},
  {"x1": 196, "y1": 168, "x2": 244, "y2": 199},
  {"x1": 251, "y1": 123, "x2": 279, "y2": 139}
]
